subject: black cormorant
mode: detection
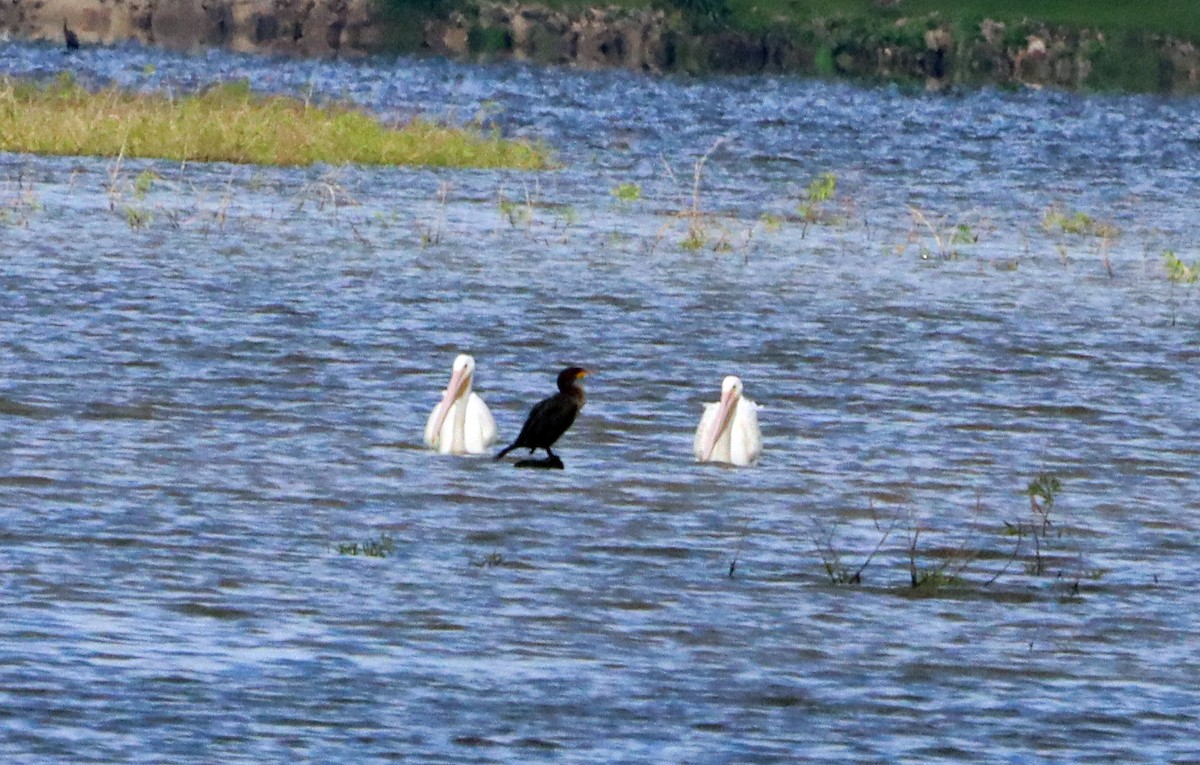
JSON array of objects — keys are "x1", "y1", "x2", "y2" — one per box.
[
  {"x1": 63, "y1": 20, "x2": 80, "y2": 51},
  {"x1": 495, "y1": 366, "x2": 589, "y2": 463}
]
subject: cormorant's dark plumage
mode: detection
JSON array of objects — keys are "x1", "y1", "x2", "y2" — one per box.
[
  {"x1": 63, "y1": 19, "x2": 80, "y2": 51},
  {"x1": 496, "y1": 366, "x2": 589, "y2": 462}
]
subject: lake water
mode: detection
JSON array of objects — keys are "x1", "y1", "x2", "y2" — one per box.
[{"x1": 2, "y1": 41, "x2": 1199, "y2": 763}]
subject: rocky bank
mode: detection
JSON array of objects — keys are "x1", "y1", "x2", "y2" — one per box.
[
  {"x1": 4, "y1": 0, "x2": 1199, "y2": 92},
  {"x1": 2, "y1": 0, "x2": 385, "y2": 57}
]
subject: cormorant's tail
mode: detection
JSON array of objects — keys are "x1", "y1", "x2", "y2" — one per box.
[{"x1": 494, "y1": 443, "x2": 516, "y2": 461}]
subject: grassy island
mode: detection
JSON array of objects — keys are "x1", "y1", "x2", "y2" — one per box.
[{"x1": 0, "y1": 75, "x2": 552, "y2": 170}]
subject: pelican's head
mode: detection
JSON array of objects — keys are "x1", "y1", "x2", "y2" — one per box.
[
  {"x1": 721, "y1": 375, "x2": 743, "y2": 400},
  {"x1": 700, "y1": 375, "x2": 745, "y2": 462},
  {"x1": 452, "y1": 353, "x2": 476, "y2": 380}
]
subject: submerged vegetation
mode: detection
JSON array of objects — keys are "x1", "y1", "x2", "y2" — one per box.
[
  {"x1": 1042, "y1": 203, "x2": 1120, "y2": 276},
  {"x1": 1163, "y1": 250, "x2": 1199, "y2": 325},
  {"x1": 804, "y1": 473, "x2": 1102, "y2": 598},
  {"x1": 1042, "y1": 204, "x2": 1119, "y2": 239},
  {"x1": 0, "y1": 74, "x2": 551, "y2": 170},
  {"x1": 798, "y1": 172, "x2": 838, "y2": 237},
  {"x1": 1164, "y1": 250, "x2": 1199, "y2": 285},
  {"x1": 336, "y1": 533, "x2": 397, "y2": 558},
  {"x1": 612, "y1": 182, "x2": 643, "y2": 203}
]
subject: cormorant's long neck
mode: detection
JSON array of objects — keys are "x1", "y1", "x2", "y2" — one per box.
[{"x1": 559, "y1": 381, "x2": 585, "y2": 407}]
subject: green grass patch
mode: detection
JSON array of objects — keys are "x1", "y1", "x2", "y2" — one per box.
[
  {"x1": 721, "y1": 0, "x2": 1200, "y2": 40},
  {"x1": 1164, "y1": 250, "x2": 1199, "y2": 284},
  {"x1": 612, "y1": 182, "x2": 642, "y2": 203},
  {"x1": 533, "y1": 0, "x2": 1200, "y2": 41},
  {"x1": 0, "y1": 74, "x2": 552, "y2": 170}
]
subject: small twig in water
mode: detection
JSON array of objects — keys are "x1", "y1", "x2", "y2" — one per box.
[
  {"x1": 908, "y1": 523, "x2": 922, "y2": 588},
  {"x1": 984, "y1": 522, "x2": 1025, "y2": 587},
  {"x1": 729, "y1": 517, "x2": 751, "y2": 577},
  {"x1": 848, "y1": 501, "x2": 901, "y2": 584}
]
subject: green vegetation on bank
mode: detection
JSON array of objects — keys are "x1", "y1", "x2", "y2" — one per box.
[
  {"x1": 721, "y1": 0, "x2": 1200, "y2": 91},
  {"x1": 719, "y1": 0, "x2": 1200, "y2": 40},
  {"x1": 0, "y1": 75, "x2": 551, "y2": 170},
  {"x1": 395, "y1": 0, "x2": 1200, "y2": 92},
  {"x1": 528, "y1": 0, "x2": 1200, "y2": 40},
  {"x1": 874, "y1": 0, "x2": 1200, "y2": 38}
]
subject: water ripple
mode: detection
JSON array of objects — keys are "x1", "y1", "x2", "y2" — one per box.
[{"x1": 1, "y1": 39, "x2": 1199, "y2": 765}]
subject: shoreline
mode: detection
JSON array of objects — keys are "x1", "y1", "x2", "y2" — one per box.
[{"x1": 5, "y1": 1, "x2": 1199, "y2": 93}]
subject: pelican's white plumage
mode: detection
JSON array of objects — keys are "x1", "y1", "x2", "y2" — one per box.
[
  {"x1": 694, "y1": 375, "x2": 762, "y2": 466},
  {"x1": 424, "y1": 354, "x2": 497, "y2": 455}
]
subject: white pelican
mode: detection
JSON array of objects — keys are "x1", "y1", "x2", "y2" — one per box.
[
  {"x1": 424, "y1": 354, "x2": 497, "y2": 455},
  {"x1": 694, "y1": 375, "x2": 762, "y2": 466}
]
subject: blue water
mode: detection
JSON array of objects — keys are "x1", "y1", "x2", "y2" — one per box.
[{"x1": 2, "y1": 40, "x2": 1199, "y2": 763}]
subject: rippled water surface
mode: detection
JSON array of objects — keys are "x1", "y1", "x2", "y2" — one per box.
[{"x1": 2, "y1": 41, "x2": 1200, "y2": 763}]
